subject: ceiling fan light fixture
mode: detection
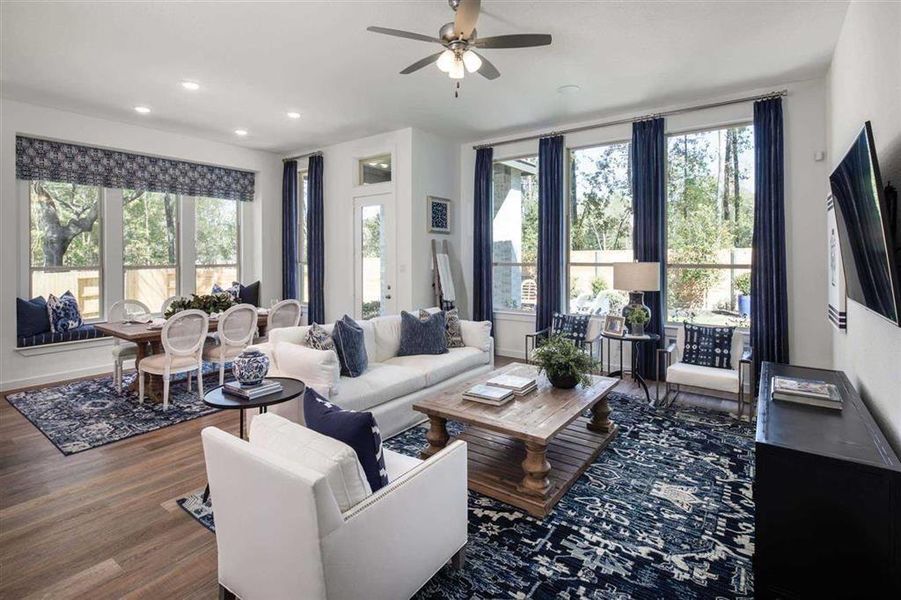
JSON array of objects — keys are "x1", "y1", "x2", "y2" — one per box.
[
  {"x1": 448, "y1": 59, "x2": 465, "y2": 79},
  {"x1": 462, "y1": 50, "x2": 482, "y2": 73},
  {"x1": 436, "y1": 49, "x2": 456, "y2": 73}
]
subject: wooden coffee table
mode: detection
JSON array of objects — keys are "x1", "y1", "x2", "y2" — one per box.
[{"x1": 412, "y1": 363, "x2": 619, "y2": 518}]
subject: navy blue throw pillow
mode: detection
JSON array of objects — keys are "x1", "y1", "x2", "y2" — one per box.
[
  {"x1": 303, "y1": 388, "x2": 388, "y2": 492},
  {"x1": 17, "y1": 296, "x2": 51, "y2": 337},
  {"x1": 398, "y1": 310, "x2": 448, "y2": 356},
  {"x1": 332, "y1": 315, "x2": 368, "y2": 377},
  {"x1": 236, "y1": 280, "x2": 260, "y2": 307},
  {"x1": 682, "y1": 323, "x2": 734, "y2": 370}
]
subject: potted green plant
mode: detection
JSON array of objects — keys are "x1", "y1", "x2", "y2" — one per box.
[
  {"x1": 626, "y1": 308, "x2": 650, "y2": 336},
  {"x1": 735, "y1": 272, "x2": 752, "y2": 317},
  {"x1": 530, "y1": 334, "x2": 598, "y2": 389}
]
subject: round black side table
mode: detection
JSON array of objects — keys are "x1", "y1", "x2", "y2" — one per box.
[
  {"x1": 201, "y1": 377, "x2": 305, "y2": 502},
  {"x1": 600, "y1": 332, "x2": 661, "y2": 404}
]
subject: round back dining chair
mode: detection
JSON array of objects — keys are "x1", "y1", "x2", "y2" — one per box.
[
  {"x1": 108, "y1": 299, "x2": 151, "y2": 392},
  {"x1": 138, "y1": 309, "x2": 209, "y2": 409},
  {"x1": 268, "y1": 299, "x2": 302, "y2": 332},
  {"x1": 160, "y1": 295, "x2": 179, "y2": 316},
  {"x1": 203, "y1": 303, "x2": 258, "y2": 385}
]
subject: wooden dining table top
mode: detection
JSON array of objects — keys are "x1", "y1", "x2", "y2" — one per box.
[{"x1": 95, "y1": 312, "x2": 269, "y2": 343}]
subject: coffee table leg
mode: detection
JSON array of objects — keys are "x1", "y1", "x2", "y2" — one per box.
[
  {"x1": 520, "y1": 442, "x2": 551, "y2": 498},
  {"x1": 422, "y1": 416, "x2": 449, "y2": 459},
  {"x1": 588, "y1": 395, "x2": 615, "y2": 433}
]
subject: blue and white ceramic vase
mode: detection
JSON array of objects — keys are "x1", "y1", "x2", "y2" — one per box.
[{"x1": 232, "y1": 349, "x2": 270, "y2": 386}]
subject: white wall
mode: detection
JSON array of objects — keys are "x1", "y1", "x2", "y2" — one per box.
[
  {"x1": 827, "y1": 1, "x2": 901, "y2": 451},
  {"x1": 0, "y1": 98, "x2": 282, "y2": 390},
  {"x1": 458, "y1": 78, "x2": 833, "y2": 367}
]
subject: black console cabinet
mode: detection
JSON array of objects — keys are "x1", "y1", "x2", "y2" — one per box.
[{"x1": 754, "y1": 362, "x2": 901, "y2": 598}]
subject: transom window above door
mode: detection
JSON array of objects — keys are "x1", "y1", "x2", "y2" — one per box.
[{"x1": 358, "y1": 154, "x2": 392, "y2": 185}]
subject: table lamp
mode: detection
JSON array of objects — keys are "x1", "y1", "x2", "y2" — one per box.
[{"x1": 613, "y1": 262, "x2": 660, "y2": 334}]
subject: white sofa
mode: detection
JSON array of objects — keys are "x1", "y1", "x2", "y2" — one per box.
[
  {"x1": 250, "y1": 310, "x2": 494, "y2": 438},
  {"x1": 202, "y1": 414, "x2": 468, "y2": 600}
]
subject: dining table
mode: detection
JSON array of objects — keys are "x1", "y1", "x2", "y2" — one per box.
[{"x1": 95, "y1": 311, "x2": 270, "y2": 402}]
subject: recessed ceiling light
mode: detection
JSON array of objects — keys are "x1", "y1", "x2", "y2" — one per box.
[
  {"x1": 234, "y1": 129, "x2": 248, "y2": 137},
  {"x1": 286, "y1": 111, "x2": 301, "y2": 119},
  {"x1": 557, "y1": 84, "x2": 581, "y2": 95},
  {"x1": 181, "y1": 80, "x2": 200, "y2": 91},
  {"x1": 134, "y1": 105, "x2": 151, "y2": 114}
]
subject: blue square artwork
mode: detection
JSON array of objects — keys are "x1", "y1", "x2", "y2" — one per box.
[{"x1": 429, "y1": 197, "x2": 450, "y2": 233}]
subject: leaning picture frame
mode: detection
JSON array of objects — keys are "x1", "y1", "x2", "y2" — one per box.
[
  {"x1": 428, "y1": 196, "x2": 451, "y2": 234},
  {"x1": 603, "y1": 314, "x2": 626, "y2": 337}
]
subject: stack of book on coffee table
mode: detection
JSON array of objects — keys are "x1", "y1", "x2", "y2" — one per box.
[
  {"x1": 771, "y1": 376, "x2": 842, "y2": 410},
  {"x1": 463, "y1": 374, "x2": 538, "y2": 406},
  {"x1": 223, "y1": 379, "x2": 283, "y2": 400}
]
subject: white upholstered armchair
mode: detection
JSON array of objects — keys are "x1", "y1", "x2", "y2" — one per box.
[
  {"x1": 658, "y1": 325, "x2": 753, "y2": 420},
  {"x1": 202, "y1": 420, "x2": 468, "y2": 600}
]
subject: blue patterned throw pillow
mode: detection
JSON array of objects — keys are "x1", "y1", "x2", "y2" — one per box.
[
  {"x1": 398, "y1": 310, "x2": 448, "y2": 356},
  {"x1": 682, "y1": 323, "x2": 734, "y2": 370},
  {"x1": 303, "y1": 388, "x2": 388, "y2": 492},
  {"x1": 419, "y1": 308, "x2": 464, "y2": 348},
  {"x1": 332, "y1": 315, "x2": 368, "y2": 377},
  {"x1": 305, "y1": 322, "x2": 335, "y2": 351},
  {"x1": 46, "y1": 291, "x2": 83, "y2": 333},
  {"x1": 212, "y1": 282, "x2": 240, "y2": 301}
]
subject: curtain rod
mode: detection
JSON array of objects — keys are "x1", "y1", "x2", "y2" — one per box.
[
  {"x1": 283, "y1": 150, "x2": 322, "y2": 163},
  {"x1": 472, "y1": 89, "x2": 787, "y2": 150}
]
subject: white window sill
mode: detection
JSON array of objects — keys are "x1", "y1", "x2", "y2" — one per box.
[
  {"x1": 493, "y1": 310, "x2": 536, "y2": 323},
  {"x1": 15, "y1": 336, "x2": 113, "y2": 357}
]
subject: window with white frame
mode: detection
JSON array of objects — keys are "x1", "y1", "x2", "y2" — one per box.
[
  {"x1": 567, "y1": 142, "x2": 633, "y2": 316},
  {"x1": 123, "y1": 190, "x2": 178, "y2": 310},
  {"x1": 297, "y1": 170, "x2": 309, "y2": 304},
  {"x1": 492, "y1": 156, "x2": 538, "y2": 312},
  {"x1": 29, "y1": 181, "x2": 103, "y2": 320},
  {"x1": 666, "y1": 124, "x2": 754, "y2": 327},
  {"x1": 194, "y1": 196, "x2": 240, "y2": 294}
]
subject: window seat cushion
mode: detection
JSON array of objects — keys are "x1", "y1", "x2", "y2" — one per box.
[{"x1": 17, "y1": 324, "x2": 108, "y2": 348}]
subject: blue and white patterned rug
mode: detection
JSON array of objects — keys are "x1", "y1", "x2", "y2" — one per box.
[
  {"x1": 178, "y1": 393, "x2": 756, "y2": 599},
  {"x1": 6, "y1": 366, "x2": 226, "y2": 455}
]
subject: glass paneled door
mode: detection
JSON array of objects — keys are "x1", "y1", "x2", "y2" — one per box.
[{"x1": 353, "y1": 193, "x2": 396, "y2": 319}]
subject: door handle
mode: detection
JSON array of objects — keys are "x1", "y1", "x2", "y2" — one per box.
[{"x1": 385, "y1": 295, "x2": 392, "y2": 299}]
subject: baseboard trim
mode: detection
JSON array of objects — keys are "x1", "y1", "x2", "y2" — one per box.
[
  {"x1": 0, "y1": 361, "x2": 129, "y2": 394},
  {"x1": 495, "y1": 348, "x2": 526, "y2": 360}
]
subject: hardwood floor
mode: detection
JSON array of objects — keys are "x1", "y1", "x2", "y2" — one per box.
[{"x1": 0, "y1": 357, "x2": 750, "y2": 599}]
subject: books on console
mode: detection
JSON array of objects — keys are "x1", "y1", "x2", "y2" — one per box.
[
  {"x1": 771, "y1": 376, "x2": 842, "y2": 410},
  {"x1": 485, "y1": 374, "x2": 538, "y2": 396},
  {"x1": 464, "y1": 384, "x2": 514, "y2": 406},
  {"x1": 223, "y1": 379, "x2": 283, "y2": 400}
]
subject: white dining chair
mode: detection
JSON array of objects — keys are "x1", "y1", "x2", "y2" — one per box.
[
  {"x1": 267, "y1": 299, "x2": 302, "y2": 332},
  {"x1": 202, "y1": 303, "x2": 258, "y2": 386},
  {"x1": 138, "y1": 309, "x2": 209, "y2": 410},
  {"x1": 160, "y1": 295, "x2": 178, "y2": 316},
  {"x1": 108, "y1": 299, "x2": 151, "y2": 393}
]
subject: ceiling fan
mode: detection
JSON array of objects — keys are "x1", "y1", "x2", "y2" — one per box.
[{"x1": 366, "y1": 0, "x2": 552, "y2": 81}]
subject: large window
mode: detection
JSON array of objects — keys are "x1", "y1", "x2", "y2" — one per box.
[
  {"x1": 123, "y1": 190, "x2": 178, "y2": 310},
  {"x1": 666, "y1": 125, "x2": 754, "y2": 327},
  {"x1": 568, "y1": 143, "x2": 632, "y2": 315},
  {"x1": 492, "y1": 157, "x2": 538, "y2": 312},
  {"x1": 297, "y1": 171, "x2": 309, "y2": 305},
  {"x1": 29, "y1": 181, "x2": 103, "y2": 319},
  {"x1": 195, "y1": 196, "x2": 239, "y2": 294}
]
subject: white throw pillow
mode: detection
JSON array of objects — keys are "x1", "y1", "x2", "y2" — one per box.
[
  {"x1": 371, "y1": 314, "x2": 403, "y2": 362},
  {"x1": 459, "y1": 319, "x2": 492, "y2": 352},
  {"x1": 274, "y1": 341, "x2": 341, "y2": 395},
  {"x1": 250, "y1": 413, "x2": 371, "y2": 511}
]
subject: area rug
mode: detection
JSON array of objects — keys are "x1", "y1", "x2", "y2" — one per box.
[
  {"x1": 178, "y1": 393, "x2": 755, "y2": 599},
  {"x1": 6, "y1": 366, "x2": 227, "y2": 455}
]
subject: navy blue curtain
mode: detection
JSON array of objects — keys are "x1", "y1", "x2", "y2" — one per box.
[
  {"x1": 282, "y1": 160, "x2": 298, "y2": 301},
  {"x1": 631, "y1": 118, "x2": 666, "y2": 380},
  {"x1": 537, "y1": 135, "x2": 565, "y2": 332},
  {"x1": 473, "y1": 147, "x2": 494, "y2": 326},
  {"x1": 751, "y1": 98, "x2": 789, "y2": 384},
  {"x1": 307, "y1": 154, "x2": 326, "y2": 324}
]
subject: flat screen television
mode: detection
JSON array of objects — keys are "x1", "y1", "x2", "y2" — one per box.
[{"x1": 829, "y1": 121, "x2": 901, "y2": 326}]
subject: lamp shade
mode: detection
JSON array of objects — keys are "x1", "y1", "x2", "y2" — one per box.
[{"x1": 613, "y1": 262, "x2": 660, "y2": 291}]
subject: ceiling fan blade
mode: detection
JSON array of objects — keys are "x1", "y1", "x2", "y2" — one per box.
[
  {"x1": 474, "y1": 51, "x2": 500, "y2": 80},
  {"x1": 366, "y1": 26, "x2": 441, "y2": 44},
  {"x1": 400, "y1": 52, "x2": 444, "y2": 75},
  {"x1": 473, "y1": 34, "x2": 552, "y2": 49},
  {"x1": 453, "y1": 0, "x2": 481, "y2": 39}
]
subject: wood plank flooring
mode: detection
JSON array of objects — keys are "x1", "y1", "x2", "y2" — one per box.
[{"x1": 0, "y1": 356, "x2": 749, "y2": 599}]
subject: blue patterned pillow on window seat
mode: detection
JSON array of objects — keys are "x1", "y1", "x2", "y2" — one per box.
[{"x1": 46, "y1": 291, "x2": 83, "y2": 333}]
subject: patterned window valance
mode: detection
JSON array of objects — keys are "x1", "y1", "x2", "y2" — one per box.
[{"x1": 16, "y1": 136, "x2": 255, "y2": 202}]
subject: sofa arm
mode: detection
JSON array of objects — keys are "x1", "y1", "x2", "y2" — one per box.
[
  {"x1": 246, "y1": 342, "x2": 276, "y2": 370},
  {"x1": 320, "y1": 441, "x2": 468, "y2": 600}
]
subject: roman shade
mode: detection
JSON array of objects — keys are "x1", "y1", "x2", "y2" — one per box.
[{"x1": 16, "y1": 136, "x2": 255, "y2": 202}]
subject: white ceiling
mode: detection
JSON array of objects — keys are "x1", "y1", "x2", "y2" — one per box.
[{"x1": 1, "y1": 1, "x2": 849, "y2": 154}]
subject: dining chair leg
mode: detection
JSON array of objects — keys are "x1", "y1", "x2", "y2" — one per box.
[
  {"x1": 162, "y1": 376, "x2": 170, "y2": 410},
  {"x1": 197, "y1": 367, "x2": 205, "y2": 400},
  {"x1": 187, "y1": 371, "x2": 192, "y2": 392},
  {"x1": 114, "y1": 361, "x2": 120, "y2": 393},
  {"x1": 138, "y1": 370, "x2": 145, "y2": 404},
  {"x1": 219, "y1": 363, "x2": 225, "y2": 386}
]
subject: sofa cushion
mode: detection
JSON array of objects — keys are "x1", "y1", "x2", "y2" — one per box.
[
  {"x1": 17, "y1": 296, "x2": 51, "y2": 337},
  {"x1": 332, "y1": 363, "x2": 428, "y2": 412},
  {"x1": 303, "y1": 388, "x2": 388, "y2": 493},
  {"x1": 306, "y1": 322, "x2": 335, "y2": 351},
  {"x1": 420, "y1": 308, "x2": 464, "y2": 348},
  {"x1": 250, "y1": 412, "x2": 371, "y2": 512},
  {"x1": 384, "y1": 347, "x2": 489, "y2": 386},
  {"x1": 273, "y1": 342, "x2": 340, "y2": 396},
  {"x1": 333, "y1": 315, "x2": 368, "y2": 377},
  {"x1": 398, "y1": 311, "x2": 448, "y2": 357},
  {"x1": 47, "y1": 291, "x2": 83, "y2": 333},
  {"x1": 17, "y1": 324, "x2": 108, "y2": 348},
  {"x1": 459, "y1": 319, "x2": 493, "y2": 352},
  {"x1": 667, "y1": 361, "x2": 740, "y2": 393},
  {"x1": 371, "y1": 315, "x2": 402, "y2": 362}
]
